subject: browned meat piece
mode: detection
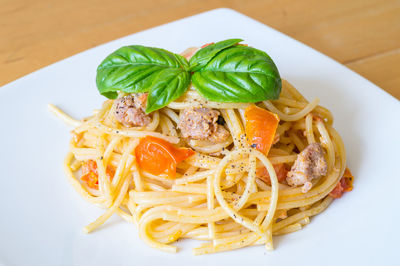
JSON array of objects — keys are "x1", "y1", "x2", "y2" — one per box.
[
  {"x1": 209, "y1": 123, "x2": 230, "y2": 143},
  {"x1": 113, "y1": 94, "x2": 151, "y2": 127},
  {"x1": 178, "y1": 108, "x2": 230, "y2": 142},
  {"x1": 178, "y1": 108, "x2": 218, "y2": 139},
  {"x1": 286, "y1": 143, "x2": 327, "y2": 193}
]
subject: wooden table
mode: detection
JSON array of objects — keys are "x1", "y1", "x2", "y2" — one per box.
[{"x1": 2, "y1": 0, "x2": 399, "y2": 99}]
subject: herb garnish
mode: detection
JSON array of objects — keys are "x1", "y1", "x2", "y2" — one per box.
[{"x1": 96, "y1": 39, "x2": 281, "y2": 113}]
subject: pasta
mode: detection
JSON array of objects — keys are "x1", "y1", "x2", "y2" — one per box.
[
  {"x1": 50, "y1": 40, "x2": 353, "y2": 254},
  {"x1": 50, "y1": 79, "x2": 350, "y2": 254}
]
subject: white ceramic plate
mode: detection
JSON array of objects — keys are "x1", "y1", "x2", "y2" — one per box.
[{"x1": 1, "y1": 8, "x2": 399, "y2": 266}]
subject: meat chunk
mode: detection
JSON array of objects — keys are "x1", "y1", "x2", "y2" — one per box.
[
  {"x1": 286, "y1": 143, "x2": 327, "y2": 193},
  {"x1": 178, "y1": 108, "x2": 219, "y2": 139},
  {"x1": 209, "y1": 123, "x2": 230, "y2": 143},
  {"x1": 178, "y1": 108, "x2": 229, "y2": 142},
  {"x1": 113, "y1": 94, "x2": 151, "y2": 127}
]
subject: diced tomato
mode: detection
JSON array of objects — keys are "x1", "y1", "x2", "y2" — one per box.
[
  {"x1": 135, "y1": 136, "x2": 194, "y2": 178},
  {"x1": 256, "y1": 163, "x2": 288, "y2": 185},
  {"x1": 81, "y1": 159, "x2": 114, "y2": 190},
  {"x1": 329, "y1": 167, "x2": 354, "y2": 198},
  {"x1": 201, "y1": 42, "x2": 214, "y2": 48},
  {"x1": 244, "y1": 104, "x2": 280, "y2": 154}
]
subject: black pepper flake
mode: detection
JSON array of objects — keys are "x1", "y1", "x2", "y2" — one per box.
[
  {"x1": 116, "y1": 130, "x2": 120, "y2": 133},
  {"x1": 100, "y1": 156, "x2": 103, "y2": 160},
  {"x1": 251, "y1": 144, "x2": 257, "y2": 148}
]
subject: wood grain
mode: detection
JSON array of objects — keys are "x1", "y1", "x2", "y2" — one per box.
[
  {"x1": 347, "y1": 49, "x2": 400, "y2": 99},
  {"x1": 1, "y1": 0, "x2": 399, "y2": 99}
]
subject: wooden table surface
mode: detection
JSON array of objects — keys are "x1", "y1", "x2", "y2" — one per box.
[{"x1": 2, "y1": 0, "x2": 399, "y2": 99}]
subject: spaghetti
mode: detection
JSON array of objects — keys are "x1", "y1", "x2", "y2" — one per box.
[{"x1": 51, "y1": 48, "x2": 352, "y2": 255}]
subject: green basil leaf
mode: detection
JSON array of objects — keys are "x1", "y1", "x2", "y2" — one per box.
[
  {"x1": 100, "y1": 91, "x2": 118, "y2": 99},
  {"x1": 191, "y1": 45, "x2": 281, "y2": 102},
  {"x1": 189, "y1": 38, "x2": 243, "y2": 71},
  {"x1": 145, "y1": 68, "x2": 190, "y2": 113},
  {"x1": 96, "y1": 45, "x2": 189, "y2": 98}
]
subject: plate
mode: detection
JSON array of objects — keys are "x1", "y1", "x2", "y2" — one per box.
[{"x1": 1, "y1": 8, "x2": 399, "y2": 266}]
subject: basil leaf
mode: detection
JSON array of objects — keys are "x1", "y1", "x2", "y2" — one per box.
[
  {"x1": 100, "y1": 91, "x2": 118, "y2": 99},
  {"x1": 191, "y1": 45, "x2": 281, "y2": 102},
  {"x1": 146, "y1": 68, "x2": 190, "y2": 113},
  {"x1": 189, "y1": 39, "x2": 243, "y2": 71},
  {"x1": 96, "y1": 45, "x2": 189, "y2": 98}
]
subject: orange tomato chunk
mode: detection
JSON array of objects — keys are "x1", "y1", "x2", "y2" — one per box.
[
  {"x1": 329, "y1": 167, "x2": 354, "y2": 198},
  {"x1": 244, "y1": 104, "x2": 280, "y2": 154},
  {"x1": 256, "y1": 163, "x2": 288, "y2": 185},
  {"x1": 81, "y1": 160, "x2": 114, "y2": 190},
  {"x1": 135, "y1": 136, "x2": 194, "y2": 178}
]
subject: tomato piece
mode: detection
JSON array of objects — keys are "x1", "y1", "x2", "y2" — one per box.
[
  {"x1": 81, "y1": 172, "x2": 98, "y2": 189},
  {"x1": 201, "y1": 42, "x2": 214, "y2": 48},
  {"x1": 81, "y1": 160, "x2": 114, "y2": 190},
  {"x1": 256, "y1": 163, "x2": 288, "y2": 185},
  {"x1": 135, "y1": 136, "x2": 194, "y2": 178},
  {"x1": 244, "y1": 104, "x2": 280, "y2": 154},
  {"x1": 329, "y1": 167, "x2": 354, "y2": 198}
]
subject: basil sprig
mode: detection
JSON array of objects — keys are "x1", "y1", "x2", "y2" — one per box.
[{"x1": 96, "y1": 39, "x2": 281, "y2": 113}]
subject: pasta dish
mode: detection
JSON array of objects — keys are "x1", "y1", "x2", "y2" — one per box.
[{"x1": 50, "y1": 39, "x2": 353, "y2": 254}]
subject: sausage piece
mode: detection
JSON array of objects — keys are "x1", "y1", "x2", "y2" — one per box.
[
  {"x1": 178, "y1": 108, "x2": 229, "y2": 142},
  {"x1": 113, "y1": 94, "x2": 151, "y2": 127},
  {"x1": 286, "y1": 143, "x2": 327, "y2": 193}
]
